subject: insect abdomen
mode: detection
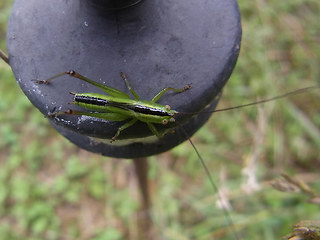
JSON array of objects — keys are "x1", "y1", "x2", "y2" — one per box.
[
  {"x1": 127, "y1": 105, "x2": 171, "y2": 117},
  {"x1": 74, "y1": 95, "x2": 108, "y2": 106}
]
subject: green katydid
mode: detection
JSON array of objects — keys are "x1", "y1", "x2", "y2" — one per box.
[{"x1": 36, "y1": 70, "x2": 191, "y2": 142}]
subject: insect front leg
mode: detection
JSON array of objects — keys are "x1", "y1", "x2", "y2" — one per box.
[{"x1": 146, "y1": 122, "x2": 169, "y2": 138}]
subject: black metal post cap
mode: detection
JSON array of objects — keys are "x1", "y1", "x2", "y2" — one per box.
[{"x1": 6, "y1": 0, "x2": 241, "y2": 158}]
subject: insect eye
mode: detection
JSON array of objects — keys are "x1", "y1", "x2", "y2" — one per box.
[
  {"x1": 162, "y1": 119, "x2": 168, "y2": 125},
  {"x1": 165, "y1": 105, "x2": 171, "y2": 111}
]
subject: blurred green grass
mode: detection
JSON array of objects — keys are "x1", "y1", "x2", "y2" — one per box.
[{"x1": 0, "y1": 1, "x2": 319, "y2": 240}]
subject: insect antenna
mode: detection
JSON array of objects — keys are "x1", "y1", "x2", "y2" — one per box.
[
  {"x1": 177, "y1": 85, "x2": 319, "y2": 117},
  {"x1": 180, "y1": 127, "x2": 241, "y2": 240},
  {"x1": 212, "y1": 85, "x2": 319, "y2": 113}
]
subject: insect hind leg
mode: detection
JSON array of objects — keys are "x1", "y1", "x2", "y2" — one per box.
[
  {"x1": 49, "y1": 109, "x2": 135, "y2": 142},
  {"x1": 36, "y1": 70, "x2": 131, "y2": 99}
]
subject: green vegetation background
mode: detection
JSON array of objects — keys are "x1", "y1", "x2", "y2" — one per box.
[{"x1": 0, "y1": 1, "x2": 319, "y2": 239}]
